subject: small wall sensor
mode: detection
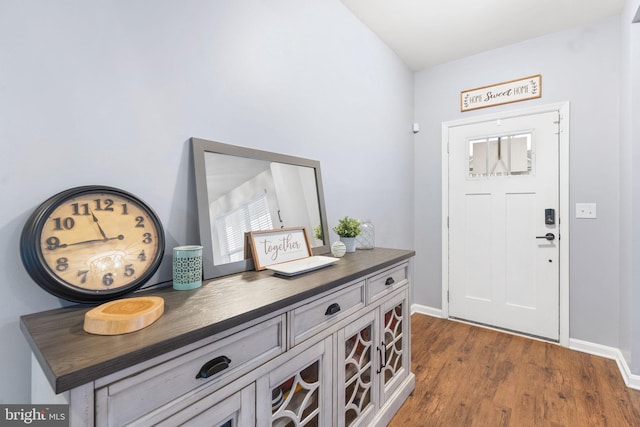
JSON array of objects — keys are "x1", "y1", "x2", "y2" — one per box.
[{"x1": 412, "y1": 123, "x2": 420, "y2": 134}]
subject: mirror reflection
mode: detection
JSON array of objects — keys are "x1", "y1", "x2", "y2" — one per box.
[
  {"x1": 192, "y1": 138, "x2": 330, "y2": 279},
  {"x1": 206, "y1": 152, "x2": 322, "y2": 263}
]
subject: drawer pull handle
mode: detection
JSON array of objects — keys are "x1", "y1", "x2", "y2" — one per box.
[
  {"x1": 195, "y1": 355, "x2": 231, "y2": 379},
  {"x1": 385, "y1": 277, "x2": 395, "y2": 286},
  {"x1": 325, "y1": 303, "x2": 341, "y2": 316}
]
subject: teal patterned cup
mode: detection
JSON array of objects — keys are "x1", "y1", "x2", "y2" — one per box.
[{"x1": 173, "y1": 245, "x2": 203, "y2": 290}]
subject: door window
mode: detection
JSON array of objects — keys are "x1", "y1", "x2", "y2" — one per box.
[{"x1": 468, "y1": 133, "x2": 532, "y2": 178}]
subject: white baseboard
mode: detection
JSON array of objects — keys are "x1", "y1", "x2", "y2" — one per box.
[
  {"x1": 411, "y1": 304, "x2": 443, "y2": 318},
  {"x1": 569, "y1": 338, "x2": 640, "y2": 391},
  {"x1": 410, "y1": 304, "x2": 640, "y2": 391}
]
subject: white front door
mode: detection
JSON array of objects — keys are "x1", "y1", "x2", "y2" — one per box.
[{"x1": 447, "y1": 110, "x2": 560, "y2": 340}]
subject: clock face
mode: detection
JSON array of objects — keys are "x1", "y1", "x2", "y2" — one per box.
[{"x1": 21, "y1": 186, "x2": 165, "y2": 303}]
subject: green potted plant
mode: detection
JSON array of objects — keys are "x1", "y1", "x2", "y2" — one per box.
[
  {"x1": 333, "y1": 216, "x2": 361, "y2": 252},
  {"x1": 313, "y1": 225, "x2": 323, "y2": 242}
]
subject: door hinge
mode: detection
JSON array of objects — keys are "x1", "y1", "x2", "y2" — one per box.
[
  {"x1": 447, "y1": 216, "x2": 449, "y2": 228},
  {"x1": 447, "y1": 290, "x2": 450, "y2": 302},
  {"x1": 554, "y1": 113, "x2": 562, "y2": 134}
]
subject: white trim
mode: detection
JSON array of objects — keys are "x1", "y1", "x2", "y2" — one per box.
[
  {"x1": 411, "y1": 304, "x2": 443, "y2": 318},
  {"x1": 441, "y1": 119, "x2": 449, "y2": 321},
  {"x1": 441, "y1": 102, "x2": 570, "y2": 346},
  {"x1": 570, "y1": 338, "x2": 640, "y2": 391}
]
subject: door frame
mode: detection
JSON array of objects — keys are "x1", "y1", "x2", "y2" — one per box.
[{"x1": 441, "y1": 102, "x2": 570, "y2": 346}]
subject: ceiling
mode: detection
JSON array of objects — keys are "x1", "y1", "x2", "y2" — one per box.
[{"x1": 340, "y1": 0, "x2": 625, "y2": 71}]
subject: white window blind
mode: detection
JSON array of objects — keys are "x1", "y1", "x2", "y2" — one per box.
[{"x1": 217, "y1": 194, "x2": 273, "y2": 262}]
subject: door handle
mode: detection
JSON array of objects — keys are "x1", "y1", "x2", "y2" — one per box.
[
  {"x1": 376, "y1": 342, "x2": 387, "y2": 374},
  {"x1": 536, "y1": 233, "x2": 555, "y2": 241}
]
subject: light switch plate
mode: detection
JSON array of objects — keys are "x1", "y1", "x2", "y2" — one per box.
[{"x1": 576, "y1": 203, "x2": 597, "y2": 219}]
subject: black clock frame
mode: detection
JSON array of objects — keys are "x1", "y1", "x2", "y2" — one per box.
[{"x1": 20, "y1": 185, "x2": 165, "y2": 304}]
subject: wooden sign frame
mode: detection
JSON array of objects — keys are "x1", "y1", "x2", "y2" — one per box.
[
  {"x1": 461, "y1": 75, "x2": 542, "y2": 112},
  {"x1": 247, "y1": 227, "x2": 312, "y2": 271}
]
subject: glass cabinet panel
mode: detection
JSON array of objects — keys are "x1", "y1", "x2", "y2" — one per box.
[
  {"x1": 344, "y1": 323, "x2": 373, "y2": 426},
  {"x1": 262, "y1": 338, "x2": 330, "y2": 427},
  {"x1": 272, "y1": 361, "x2": 320, "y2": 426},
  {"x1": 382, "y1": 302, "x2": 404, "y2": 385}
]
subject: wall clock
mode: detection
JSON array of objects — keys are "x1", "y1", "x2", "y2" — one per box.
[{"x1": 20, "y1": 186, "x2": 165, "y2": 303}]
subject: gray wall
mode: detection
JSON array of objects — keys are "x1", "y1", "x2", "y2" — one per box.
[
  {"x1": 413, "y1": 17, "x2": 623, "y2": 348},
  {"x1": 0, "y1": 0, "x2": 414, "y2": 403}
]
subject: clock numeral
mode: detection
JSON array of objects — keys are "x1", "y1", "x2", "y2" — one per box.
[
  {"x1": 124, "y1": 264, "x2": 135, "y2": 277},
  {"x1": 94, "y1": 198, "x2": 114, "y2": 212},
  {"x1": 142, "y1": 233, "x2": 153, "y2": 244},
  {"x1": 55, "y1": 257, "x2": 69, "y2": 272},
  {"x1": 78, "y1": 270, "x2": 88, "y2": 284},
  {"x1": 135, "y1": 216, "x2": 145, "y2": 228},
  {"x1": 71, "y1": 203, "x2": 90, "y2": 216},
  {"x1": 102, "y1": 273, "x2": 114, "y2": 287},
  {"x1": 138, "y1": 250, "x2": 147, "y2": 262},
  {"x1": 120, "y1": 203, "x2": 129, "y2": 215},
  {"x1": 52, "y1": 217, "x2": 75, "y2": 231},
  {"x1": 46, "y1": 236, "x2": 61, "y2": 250}
]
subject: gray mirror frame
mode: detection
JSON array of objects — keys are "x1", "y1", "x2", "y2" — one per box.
[{"x1": 191, "y1": 137, "x2": 330, "y2": 279}]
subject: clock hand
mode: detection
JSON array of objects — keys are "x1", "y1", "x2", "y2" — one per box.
[
  {"x1": 90, "y1": 210, "x2": 108, "y2": 240},
  {"x1": 59, "y1": 235, "x2": 124, "y2": 248}
]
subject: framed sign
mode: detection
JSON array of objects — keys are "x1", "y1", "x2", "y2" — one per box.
[
  {"x1": 461, "y1": 75, "x2": 541, "y2": 112},
  {"x1": 247, "y1": 227, "x2": 312, "y2": 270}
]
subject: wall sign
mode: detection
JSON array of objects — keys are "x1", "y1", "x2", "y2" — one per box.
[
  {"x1": 247, "y1": 227, "x2": 312, "y2": 270},
  {"x1": 461, "y1": 75, "x2": 541, "y2": 112}
]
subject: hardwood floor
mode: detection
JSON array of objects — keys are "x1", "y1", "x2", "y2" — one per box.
[{"x1": 388, "y1": 314, "x2": 640, "y2": 427}]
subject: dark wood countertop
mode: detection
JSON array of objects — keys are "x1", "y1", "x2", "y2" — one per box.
[{"x1": 20, "y1": 247, "x2": 414, "y2": 394}]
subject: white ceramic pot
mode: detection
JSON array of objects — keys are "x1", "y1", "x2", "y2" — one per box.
[{"x1": 340, "y1": 237, "x2": 357, "y2": 253}]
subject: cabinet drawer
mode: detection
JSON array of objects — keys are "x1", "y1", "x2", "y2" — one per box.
[
  {"x1": 290, "y1": 281, "x2": 365, "y2": 346},
  {"x1": 366, "y1": 263, "x2": 408, "y2": 303},
  {"x1": 134, "y1": 381, "x2": 255, "y2": 427},
  {"x1": 97, "y1": 315, "x2": 284, "y2": 427}
]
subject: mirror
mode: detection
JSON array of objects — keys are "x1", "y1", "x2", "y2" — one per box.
[{"x1": 192, "y1": 137, "x2": 330, "y2": 279}]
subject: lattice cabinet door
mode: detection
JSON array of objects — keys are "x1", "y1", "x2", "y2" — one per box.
[
  {"x1": 378, "y1": 289, "x2": 410, "y2": 404},
  {"x1": 337, "y1": 309, "x2": 377, "y2": 427},
  {"x1": 256, "y1": 337, "x2": 332, "y2": 427}
]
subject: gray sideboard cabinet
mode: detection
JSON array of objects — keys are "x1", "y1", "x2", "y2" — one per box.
[{"x1": 22, "y1": 248, "x2": 415, "y2": 426}]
